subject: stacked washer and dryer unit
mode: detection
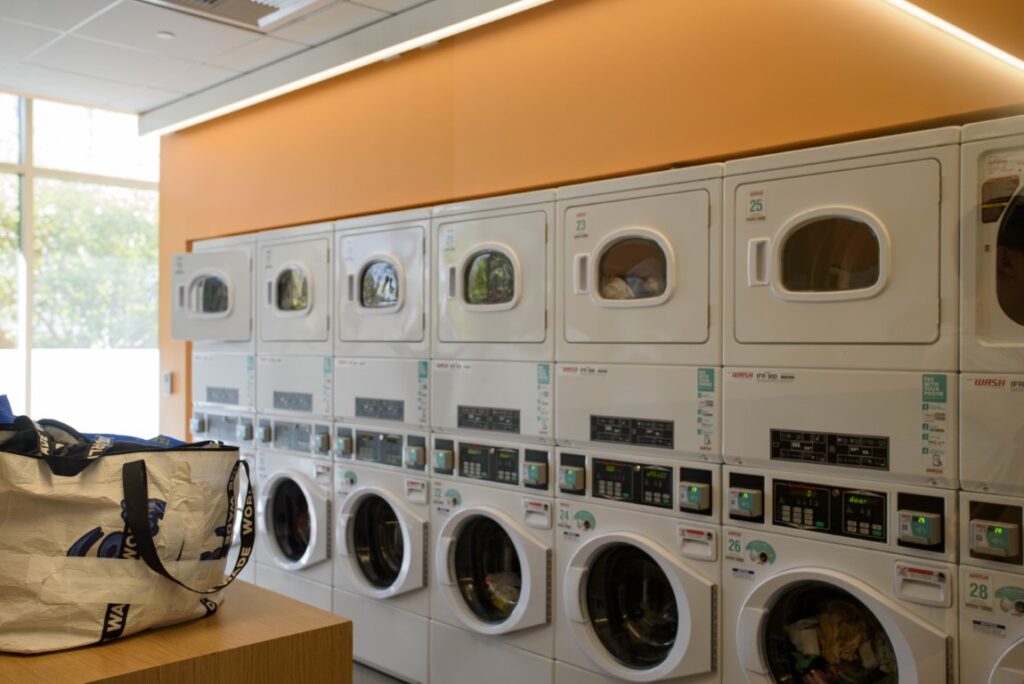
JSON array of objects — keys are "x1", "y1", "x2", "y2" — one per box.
[
  {"x1": 959, "y1": 115, "x2": 1024, "y2": 683},
  {"x1": 552, "y1": 167, "x2": 725, "y2": 684},
  {"x1": 720, "y1": 129, "x2": 962, "y2": 683}
]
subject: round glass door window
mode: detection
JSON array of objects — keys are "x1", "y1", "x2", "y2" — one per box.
[
  {"x1": 584, "y1": 543, "x2": 678, "y2": 669},
  {"x1": 351, "y1": 495, "x2": 404, "y2": 589},
  {"x1": 452, "y1": 516, "x2": 522, "y2": 622},
  {"x1": 781, "y1": 218, "x2": 880, "y2": 292},
  {"x1": 271, "y1": 479, "x2": 311, "y2": 562},
  {"x1": 361, "y1": 260, "x2": 400, "y2": 309},
  {"x1": 997, "y1": 190, "x2": 1024, "y2": 326},
  {"x1": 762, "y1": 580, "x2": 898, "y2": 682},
  {"x1": 190, "y1": 274, "x2": 229, "y2": 314},
  {"x1": 464, "y1": 250, "x2": 515, "y2": 305},
  {"x1": 598, "y1": 237, "x2": 668, "y2": 300},
  {"x1": 276, "y1": 267, "x2": 309, "y2": 311}
]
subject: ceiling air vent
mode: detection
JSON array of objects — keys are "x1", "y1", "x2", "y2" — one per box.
[{"x1": 142, "y1": 0, "x2": 333, "y2": 31}]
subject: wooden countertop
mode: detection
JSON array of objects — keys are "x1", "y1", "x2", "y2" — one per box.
[{"x1": 0, "y1": 581, "x2": 352, "y2": 684}]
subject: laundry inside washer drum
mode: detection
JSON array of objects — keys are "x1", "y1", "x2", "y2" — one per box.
[
  {"x1": 763, "y1": 580, "x2": 898, "y2": 683},
  {"x1": 453, "y1": 516, "x2": 522, "y2": 622},
  {"x1": 585, "y1": 543, "x2": 678, "y2": 669},
  {"x1": 271, "y1": 479, "x2": 312, "y2": 561}
]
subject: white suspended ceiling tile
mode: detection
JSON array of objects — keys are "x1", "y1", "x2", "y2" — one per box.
[
  {"x1": 76, "y1": 0, "x2": 260, "y2": 63},
  {"x1": 0, "y1": 62, "x2": 181, "y2": 109},
  {"x1": 0, "y1": 19, "x2": 61, "y2": 67},
  {"x1": 352, "y1": 0, "x2": 430, "y2": 14},
  {"x1": 206, "y1": 35, "x2": 307, "y2": 72},
  {"x1": 0, "y1": 0, "x2": 115, "y2": 32},
  {"x1": 29, "y1": 35, "x2": 239, "y2": 94},
  {"x1": 272, "y1": 1, "x2": 388, "y2": 45}
]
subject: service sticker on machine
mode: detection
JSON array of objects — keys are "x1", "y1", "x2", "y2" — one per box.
[
  {"x1": 921, "y1": 374, "x2": 949, "y2": 476},
  {"x1": 697, "y1": 368, "x2": 716, "y2": 453}
]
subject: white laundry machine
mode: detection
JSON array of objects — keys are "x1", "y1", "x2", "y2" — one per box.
[
  {"x1": 556, "y1": 165, "x2": 722, "y2": 366},
  {"x1": 554, "y1": 448, "x2": 720, "y2": 683},
  {"x1": 171, "y1": 233, "x2": 256, "y2": 413},
  {"x1": 959, "y1": 490, "x2": 1024, "y2": 683},
  {"x1": 429, "y1": 434, "x2": 555, "y2": 684},
  {"x1": 190, "y1": 408, "x2": 258, "y2": 582},
  {"x1": 255, "y1": 414, "x2": 333, "y2": 610},
  {"x1": 960, "y1": 115, "x2": 1024, "y2": 500},
  {"x1": 257, "y1": 221, "x2": 334, "y2": 418},
  {"x1": 723, "y1": 368, "x2": 958, "y2": 488},
  {"x1": 333, "y1": 430, "x2": 430, "y2": 682},
  {"x1": 722, "y1": 465, "x2": 958, "y2": 683}
]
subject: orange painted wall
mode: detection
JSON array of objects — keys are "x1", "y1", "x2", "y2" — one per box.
[{"x1": 159, "y1": 0, "x2": 1024, "y2": 436}]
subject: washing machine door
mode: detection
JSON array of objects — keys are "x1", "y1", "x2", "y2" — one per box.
[
  {"x1": 991, "y1": 637, "x2": 1024, "y2": 684},
  {"x1": 562, "y1": 532, "x2": 715, "y2": 682},
  {"x1": 259, "y1": 471, "x2": 329, "y2": 571},
  {"x1": 260, "y1": 236, "x2": 330, "y2": 342},
  {"x1": 171, "y1": 249, "x2": 252, "y2": 341},
  {"x1": 337, "y1": 225, "x2": 426, "y2": 343},
  {"x1": 737, "y1": 568, "x2": 951, "y2": 683},
  {"x1": 435, "y1": 507, "x2": 549, "y2": 635},
  {"x1": 970, "y1": 180, "x2": 1024, "y2": 355},
  {"x1": 337, "y1": 485, "x2": 426, "y2": 599},
  {"x1": 563, "y1": 191, "x2": 709, "y2": 344},
  {"x1": 436, "y1": 210, "x2": 547, "y2": 344},
  {"x1": 734, "y1": 159, "x2": 940, "y2": 344}
]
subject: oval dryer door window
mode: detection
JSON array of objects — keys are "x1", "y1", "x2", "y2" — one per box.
[
  {"x1": 597, "y1": 237, "x2": 668, "y2": 301},
  {"x1": 464, "y1": 250, "x2": 516, "y2": 306},
  {"x1": 190, "y1": 273, "x2": 229, "y2": 315},
  {"x1": 780, "y1": 217, "x2": 880, "y2": 293},
  {"x1": 762, "y1": 580, "x2": 899, "y2": 682},
  {"x1": 271, "y1": 478, "x2": 311, "y2": 562},
  {"x1": 997, "y1": 190, "x2": 1024, "y2": 327},
  {"x1": 276, "y1": 266, "x2": 310, "y2": 312},
  {"x1": 452, "y1": 515, "x2": 522, "y2": 623},
  {"x1": 351, "y1": 494, "x2": 404, "y2": 589},
  {"x1": 585, "y1": 542, "x2": 678, "y2": 669},
  {"x1": 361, "y1": 259, "x2": 400, "y2": 309}
]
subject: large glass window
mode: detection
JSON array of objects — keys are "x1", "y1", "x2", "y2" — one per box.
[
  {"x1": 352, "y1": 495, "x2": 404, "y2": 589},
  {"x1": 0, "y1": 94, "x2": 159, "y2": 435},
  {"x1": 453, "y1": 516, "x2": 522, "y2": 623},
  {"x1": 781, "y1": 218, "x2": 880, "y2": 292},
  {"x1": 465, "y1": 250, "x2": 515, "y2": 305}
]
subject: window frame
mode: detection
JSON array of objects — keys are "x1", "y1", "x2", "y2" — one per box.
[{"x1": 0, "y1": 96, "x2": 160, "y2": 415}]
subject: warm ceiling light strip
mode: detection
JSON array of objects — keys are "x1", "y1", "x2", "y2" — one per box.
[
  {"x1": 884, "y1": 0, "x2": 1024, "y2": 72},
  {"x1": 145, "y1": 0, "x2": 554, "y2": 136}
]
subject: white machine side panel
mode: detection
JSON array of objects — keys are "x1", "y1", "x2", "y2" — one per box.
[
  {"x1": 191, "y1": 353, "x2": 255, "y2": 411},
  {"x1": 429, "y1": 620, "x2": 554, "y2": 684},
  {"x1": 333, "y1": 357, "x2": 429, "y2": 428},
  {"x1": 430, "y1": 360, "x2": 553, "y2": 442},
  {"x1": 961, "y1": 136, "x2": 1024, "y2": 372},
  {"x1": 733, "y1": 160, "x2": 940, "y2": 344},
  {"x1": 333, "y1": 590, "x2": 429, "y2": 682},
  {"x1": 255, "y1": 563, "x2": 331, "y2": 612},
  {"x1": 723, "y1": 368, "x2": 957, "y2": 487},
  {"x1": 555, "y1": 364, "x2": 719, "y2": 460},
  {"x1": 256, "y1": 355, "x2": 332, "y2": 417},
  {"x1": 961, "y1": 373, "x2": 1024, "y2": 495},
  {"x1": 171, "y1": 249, "x2": 253, "y2": 347}
]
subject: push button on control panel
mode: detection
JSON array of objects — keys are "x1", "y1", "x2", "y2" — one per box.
[
  {"x1": 729, "y1": 488, "x2": 763, "y2": 519},
  {"x1": 898, "y1": 510, "x2": 942, "y2": 546},
  {"x1": 560, "y1": 466, "x2": 585, "y2": 493},
  {"x1": 680, "y1": 482, "x2": 711, "y2": 512},
  {"x1": 972, "y1": 520, "x2": 1021, "y2": 558},
  {"x1": 524, "y1": 462, "x2": 548, "y2": 487}
]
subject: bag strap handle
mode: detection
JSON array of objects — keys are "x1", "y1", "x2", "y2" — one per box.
[{"x1": 122, "y1": 458, "x2": 256, "y2": 595}]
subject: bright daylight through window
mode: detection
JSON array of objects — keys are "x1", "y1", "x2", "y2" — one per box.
[{"x1": 0, "y1": 94, "x2": 159, "y2": 435}]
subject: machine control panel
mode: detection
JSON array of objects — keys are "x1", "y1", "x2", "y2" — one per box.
[
  {"x1": 524, "y1": 462, "x2": 548, "y2": 487},
  {"x1": 433, "y1": 449, "x2": 454, "y2": 472},
  {"x1": 593, "y1": 458, "x2": 673, "y2": 509},
  {"x1": 771, "y1": 429, "x2": 890, "y2": 471},
  {"x1": 898, "y1": 511, "x2": 942, "y2": 546},
  {"x1": 679, "y1": 466, "x2": 714, "y2": 516},
  {"x1": 356, "y1": 430, "x2": 403, "y2": 468},
  {"x1": 459, "y1": 443, "x2": 520, "y2": 485},
  {"x1": 971, "y1": 520, "x2": 1021, "y2": 558},
  {"x1": 559, "y1": 466, "x2": 586, "y2": 493},
  {"x1": 405, "y1": 446, "x2": 425, "y2": 469},
  {"x1": 273, "y1": 390, "x2": 314, "y2": 414},
  {"x1": 590, "y1": 415, "x2": 674, "y2": 450},
  {"x1": 772, "y1": 480, "x2": 887, "y2": 543},
  {"x1": 729, "y1": 488, "x2": 763, "y2": 519}
]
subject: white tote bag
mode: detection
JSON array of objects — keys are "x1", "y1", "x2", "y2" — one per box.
[{"x1": 0, "y1": 415, "x2": 254, "y2": 653}]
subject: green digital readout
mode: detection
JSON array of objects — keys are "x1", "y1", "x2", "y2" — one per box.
[
  {"x1": 917, "y1": 517, "x2": 927, "y2": 525},
  {"x1": 646, "y1": 469, "x2": 669, "y2": 480},
  {"x1": 741, "y1": 492, "x2": 751, "y2": 499},
  {"x1": 604, "y1": 464, "x2": 618, "y2": 473},
  {"x1": 690, "y1": 486, "x2": 699, "y2": 493},
  {"x1": 848, "y1": 495, "x2": 871, "y2": 505}
]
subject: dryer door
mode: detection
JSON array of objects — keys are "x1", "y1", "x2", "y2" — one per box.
[
  {"x1": 992, "y1": 637, "x2": 1024, "y2": 684},
  {"x1": 337, "y1": 485, "x2": 426, "y2": 599},
  {"x1": 733, "y1": 159, "x2": 941, "y2": 344},
  {"x1": 436, "y1": 210, "x2": 547, "y2": 344},
  {"x1": 435, "y1": 507, "x2": 549, "y2": 635},
  {"x1": 260, "y1": 237, "x2": 330, "y2": 342},
  {"x1": 259, "y1": 471, "x2": 329, "y2": 571},
  {"x1": 338, "y1": 224, "x2": 426, "y2": 343},
  {"x1": 562, "y1": 532, "x2": 715, "y2": 682},
  {"x1": 737, "y1": 569, "x2": 950, "y2": 683},
  {"x1": 563, "y1": 190, "x2": 710, "y2": 344},
  {"x1": 171, "y1": 249, "x2": 252, "y2": 341}
]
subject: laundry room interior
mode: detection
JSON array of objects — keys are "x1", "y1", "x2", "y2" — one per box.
[{"x1": 1, "y1": 0, "x2": 1024, "y2": 682}]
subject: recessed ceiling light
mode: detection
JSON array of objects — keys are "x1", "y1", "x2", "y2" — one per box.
[{"x1": 155, "y1": 30, "x2": 175, "y2": 40}]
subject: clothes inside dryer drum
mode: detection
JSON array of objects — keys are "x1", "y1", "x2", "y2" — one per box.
[
  {"x1": 191, "y1": 274, "x2": 229, "y2": 314},
  {"x1": 352, "y1": 495, "x2": 404, "y2": 589},
  {"x1": 781, "y1": 217, "x2": 880, "y2": 293},
  {"x1": 465, "y1": 250, "x2": 515, "y2": 305},
  {"x1": 584, "y1": 543, "x2": 678, "y2": 669},
  {"x1": 763, "y1": 580, "x2": 898, "y2": 683},
  {"x1": 271, "y1": 479, "x2": 311, "y2": 562},
  {"x1": 453, "y1": 515, "x2": 522, "y2": 622},
  {"x1": 598, "y1": 237, "x2": 667, "y2": 300},
  {"x1": 276, "y1": 267, "x2": 309, "y2": 311}
]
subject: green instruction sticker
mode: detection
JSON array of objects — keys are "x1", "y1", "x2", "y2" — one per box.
[
  {"x1": 922, "y1": 374, "x2": 947, "y2": 403},
  {"x1": 418, "y1": 360, "x2": 429, "y2": 380},
  {"x1": 537, "y1": 363, "x2": 551, "y2": 385},
  {"x1": 698, "y1": 368, "x2": 715, "y2": 393}
]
